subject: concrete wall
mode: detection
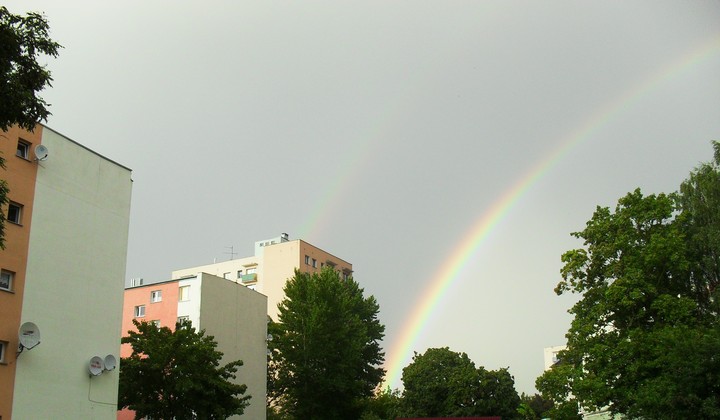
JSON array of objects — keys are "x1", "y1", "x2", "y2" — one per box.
[
  {"x1": 13, "y1": 127, "x2": 132, "y2": 419},
  {"x1": 199, "y1": 273, "x2": 268, "y2": 420}
]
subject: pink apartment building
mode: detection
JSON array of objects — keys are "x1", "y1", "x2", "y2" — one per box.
[{"x1": 120, "y1": 273, "x2": 267, "y2": 420}]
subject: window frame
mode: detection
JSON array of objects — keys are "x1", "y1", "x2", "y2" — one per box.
[
  {"x1": 0, "y1": 340, "x2": 7, "y2": 364},
  {"x1": 7, "y1": 202, "x2": 22, "y2": 225},
  {"x1": 150, "y1": 290, "x2": 162, "y2": 303},
  {"x1": 0, "y1": 270, "x2": 13, "y2": 292},
  {"x1": 16, "y1": 139, "x2": 30, "y2": 159},
  {"x1": 179, "y1": 285, "x2": 190, "y2": 302},
  {"x1": 134, "y1": 305, "x2": 146, "y2": 318}
]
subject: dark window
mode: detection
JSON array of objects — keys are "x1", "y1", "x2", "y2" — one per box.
[
  {"x1": 7, "y1": 202, "x2": 22, "y2": 224},
  {"x1": 16, "y1": 140, "x2": 30, "y2": 159},
  {"x1": 0, "y1": 270, "x2": 12, "y2": 291}
]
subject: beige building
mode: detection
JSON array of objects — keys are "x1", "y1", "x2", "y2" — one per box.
[
  {"x1": 172, "y1": 234, "x2": 353, "y2": 319},
  {"x1": 1, "y1": 125, "x2": 132, "y2": 419}
]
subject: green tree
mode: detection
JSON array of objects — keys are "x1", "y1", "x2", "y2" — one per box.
[
  {"x1": 359, "y1": 387, "x2": 402, "y2": 420},
  {"x1": 269, "y1": 267, "x2": 385, "y2": 419},
  {"x1": 537, "y1": 142, "x2": 720, "y2": 418},
  {"x1": 400, "y1": 347, "x2": 521, "y2": 418},
  {"x1": 119, "y1": 319, "x2": 251, "y2": 419},
  {"x1": 0, "y1": 6, "x2": 60, "y2": 249},
  {"x1": 0, "y1": 6, "x2": 61, "y2": 131},
  {"x1": 517, "y1": 392, "x2": 554, "y2": 420}
]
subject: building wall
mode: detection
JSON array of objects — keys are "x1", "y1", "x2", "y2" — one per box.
[
  {"x1": 119, "y1": 274, "x2": 267, "y2": 420},
  {"x1": 263, "y1": 240, "x2": 352, "y2": 319},
  {"x1": 0, "y1": 125, "x2": 42, "y2": 419},
  {"x1": 12, "y1": 127, "x2": 132, "y2": 419},
  {"x1": 120, "y1": 280, "x2": 181, "y2": 359},
  {"x1": 172, "y1": 238, "x2": 352, "y2": 320},
  {"x1": 199, "y1": 273, "x2": 267, "y2": 420}
]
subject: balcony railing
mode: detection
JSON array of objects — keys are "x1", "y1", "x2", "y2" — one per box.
[{"x1": 240, "y1": 273, "x2": 257, "y2": 283}]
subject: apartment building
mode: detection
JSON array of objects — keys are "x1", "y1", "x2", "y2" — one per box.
[
  {"x1": 120, "y1": 273, "x2": 267, "y2": 420},
  {"x1": 172, "y1": 233, "x2": 353, "y2": 319},
  {"x1": 0, "y1": 125, "x2": 132, "y2": 419}
]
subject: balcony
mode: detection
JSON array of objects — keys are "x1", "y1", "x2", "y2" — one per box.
[{"x1": 240, "y1": 273, "x2": 257, "y2": 283}]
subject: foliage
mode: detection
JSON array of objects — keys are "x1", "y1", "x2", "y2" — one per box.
[
  {"x1": 359, "y1": 387, "x2": 402, "y2": 420},
  {"x1": 400, "y1": 347, "x2": 521, "y2": 418},
  {"x1": 0, "y1": 174, "x2": 8, "y2": 250},
  {"x1": 119, "y1": 319, "x2": 250, "y2": 420},
  {"x1": 0, "y1": 6, "x2": 61, "y2": 131},
  {"x1": 537, "y1": 141, "x2": 720, "y2": 418},
  {"x1": 269, "y1": 267, "x2": 386, "y2": 419},
  {"x1": 0, "y1": 6, "x2": 60, "y2": 248},
  {"x1": 518, "y1": 392, "x2": 554, "y2": 420}
]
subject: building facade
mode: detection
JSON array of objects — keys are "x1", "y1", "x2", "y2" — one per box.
[
  {"x1": 0, "y1": 125, "x2": 132, "y2": 419},
  {"x1": 172, "y1": 234, "x2": 353, "y2": 320},
  {"x1": 120, "y1": 273, "x2": 268, "y2": 420}
]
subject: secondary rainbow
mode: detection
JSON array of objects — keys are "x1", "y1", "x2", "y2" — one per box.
[{"x1": 383, "y1": 34, "x2": 720, "y2": 389}]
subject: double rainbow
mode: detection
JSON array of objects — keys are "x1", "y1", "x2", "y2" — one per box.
[{"x1": 383, "y1": 34, "x2": 720, "y2": 388}]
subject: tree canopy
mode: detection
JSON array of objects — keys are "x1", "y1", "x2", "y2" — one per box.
[
  {"x1": 0, "y1": 6, "x2": 61, "y2": 131},
  {"x1": 400, "y1": 347, "x2": 521, "y2": 419},
  {"x1": 537, "y1": 141, "x2": 720, "y2": 419},
  {"x1": 119, "y1": 319, "x2": 251, "y2": 420},
  {"x1": 0, "y1": 6, "x2": 60, "y2": 249},
  {"x1": 269, "y1": 267, "x2": 385, "y2": 419}
]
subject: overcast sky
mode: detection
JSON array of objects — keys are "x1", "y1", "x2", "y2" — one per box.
[{"x1": 8, "y1": 1, "x2": 720, "y2": 394}]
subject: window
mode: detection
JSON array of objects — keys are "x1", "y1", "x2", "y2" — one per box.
[
  {"x1": 223, "y1": 272, "x2": 231, "y2": 279},
  {"x1": 134, "y1": 305, "x2": 145, "y2": 318},
  {"x1": 0, "y1": 340, "x2": 7, "y2": 363},
  {"x1": 151, "y1": 320, "x2": 161, "y2": 327},
  {"x1": 0, "y1": 270, "x2": 13, "y2": 291},
  {"x1": 246, "y1": 267, "x2": 257, "y2": 275},
  {"x1": 150, "y1": 290, "x2": 162, "y2": 303},
  {"x1": 237, "y1": 269, "x2": 243, "y2": 279},
  {"x1": 179, "y1": 286, "x2": 190, "y2": 301},
  {"x1": 7, "y1": 202, "x2": 22, "y2": 224},
  {"x1": 312, "y1": 258, "x2": 317, "y2": 268},
  {"x1": 16, "y1": 140, "x2": 30, "y2": 159},
  {"x1": 305, "y1": 255, "x2": 310, "y2": 265},
  {"x1": 177, "y1": 316, "x2": 190, "y2": 326}
]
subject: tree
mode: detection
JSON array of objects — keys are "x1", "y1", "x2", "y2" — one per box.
[
  {"x1": 0, "y1": 6, "x2": 60, "y2": 249},
  {"x1": 537, "y1": 142, "x2": 720, "y2": 418},
  {"x1": 359, "y1": 387, "x2": 402, "y2": 420},
  {"x1": 0, "y1": 6, "x2": 61, "y2": 132},
  {"x1": 269, "y1": 267, "x2": 385, "y2": 419},
  {"x1": 119, "y1": 319, "x2": 251, "y2": 419},
  {"x1": 400, "y1": 347, "x2": 521, "y2": 418},
  {"x1": 517, "y1": 393, "x2": 554, "y2": 420}
]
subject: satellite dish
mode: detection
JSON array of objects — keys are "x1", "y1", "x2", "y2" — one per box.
[
  {"x1": 104, "y1": 354, "x2": 117, "y2": 371},
  {"x1": 18, "y1": 322, "x2": 41, "y2": 351},
  {"x1": 89, "y1": 356, "x2": 104, "y2": 376},
  {"x1": 34, "y1": 144, "x2": 49, "y2": 161}
]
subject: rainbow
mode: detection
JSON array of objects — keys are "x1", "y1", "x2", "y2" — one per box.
[{"x1": 383, "y1": 34, "x2": 720, "y2": 389}]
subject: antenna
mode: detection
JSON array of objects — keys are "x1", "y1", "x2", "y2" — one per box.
[
  {"x1": 104, "y1": 354, "x2": 117, "y2": 371},
  {"x1": 34, "y1": 144, "x2": 49, "y2": 161},
  {"x1": 89, "y1": 356, "x2": 104, "y2": 376},
  {"x1": 18, "y1": 322, "x2": 41, "y2": 354},
  {"x1": 224, "y1": 246, "x2": 238, "y2": 261}
]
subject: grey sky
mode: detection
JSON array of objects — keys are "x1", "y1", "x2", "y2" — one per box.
[{"x1": 7, "y1": 1, "x2": 720, "y2": 393}]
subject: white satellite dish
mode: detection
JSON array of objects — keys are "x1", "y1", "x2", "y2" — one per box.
[
  {"x1": 89, "y1": 356, "x2": 104, "y2": 376},
  {"x1": 104, "y1": 354, "x2": 117, "y2": 371},
  {"x1": 34, "y1": 144, "x2": 49, "y2": 161},
  {"x1": 18, "y1": 322, "x2": 41, "y2": 351}
]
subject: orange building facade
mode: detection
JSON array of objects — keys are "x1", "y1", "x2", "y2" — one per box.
[{"x1": 0, "y1": 125, "x2": 43, "y2": 418}]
